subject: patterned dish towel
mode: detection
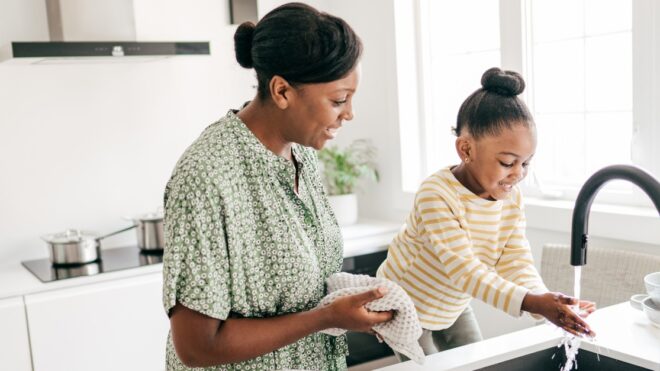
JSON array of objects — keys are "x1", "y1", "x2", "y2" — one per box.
[{"x1": 317, "y1": 272, "x2": 425, "y2": 364}]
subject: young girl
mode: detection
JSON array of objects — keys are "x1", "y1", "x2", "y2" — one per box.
[{"x1": 377, "y1": 67, "x2": 596, "y2": 359}]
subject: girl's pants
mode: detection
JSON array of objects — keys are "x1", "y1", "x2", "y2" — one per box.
[{"x1": 394, "y1": 305, "x2": 483, "y2": 362}]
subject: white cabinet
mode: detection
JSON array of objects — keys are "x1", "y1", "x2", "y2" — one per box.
[
  {"x1": 0, "y1": 296, "x2": 32, "y2": 371},
  {"x1": 25, "y1": 273, "x2": 169, "y2": 371}
]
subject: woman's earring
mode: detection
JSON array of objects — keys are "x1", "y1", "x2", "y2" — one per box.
[{"x1": 464, "y1": 157, "x2": 471, "y2": 164}]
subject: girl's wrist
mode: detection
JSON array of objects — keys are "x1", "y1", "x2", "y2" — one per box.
[{"x1": 521, "y1": 292, "x2": 540, "y2": 314}]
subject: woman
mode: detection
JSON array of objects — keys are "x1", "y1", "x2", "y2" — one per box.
[{"x1": 162, "y1": 3, "x2": 392, "y2": 370}]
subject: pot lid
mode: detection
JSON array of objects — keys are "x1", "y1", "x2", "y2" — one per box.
[
  {"x1": 127, "y1": 211, "x2": 163, "y2": 222},
  {"x1": 41, "y1": 229, "x2": 98, "y2": 243}
]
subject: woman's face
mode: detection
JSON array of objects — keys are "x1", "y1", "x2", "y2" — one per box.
[
  {"x1": 464, "y1": 124, "x2": 536, "y2": 200},
  {"x1": 285, "y1": 66, "x2": 360, "y2": 150}
]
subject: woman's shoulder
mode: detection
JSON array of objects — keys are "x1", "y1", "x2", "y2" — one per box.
[
  {"x1": 166, "y1": 112, "x2": 250, "y2": 187},
  {"x1": 197, "y1": 110, "x2": 247, "y2": 147}
]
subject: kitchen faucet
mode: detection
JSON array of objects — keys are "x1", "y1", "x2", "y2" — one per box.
[{"x1": 571, "y1": 165, "x2": 660, "y2": 266}]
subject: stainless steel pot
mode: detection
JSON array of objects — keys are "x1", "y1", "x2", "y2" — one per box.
[
  {"x1": 41, "y1": 225, "x2": 136, "y2": 266},
  {"x1": 42, "y1": 229, "x2": 99, "y2": 265},
  {"x1": 127, "y1": 212, "x2": 164, "y2": 251}
]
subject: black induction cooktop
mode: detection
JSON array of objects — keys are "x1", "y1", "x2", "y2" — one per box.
[{"x1": 21, "y1": 246, "x2": 163, "y2": 283}]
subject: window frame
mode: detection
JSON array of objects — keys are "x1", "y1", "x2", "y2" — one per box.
[{"x1": 397, "y1": 0, "x2": 660, "y2": 210}]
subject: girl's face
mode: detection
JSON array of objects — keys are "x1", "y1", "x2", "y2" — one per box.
[
  {"x1": 284, "y1": 66, "x2": 360, "y2": 150},
  {"x1": 460, "y1": 124, "x2": 536, "y2": 201}
]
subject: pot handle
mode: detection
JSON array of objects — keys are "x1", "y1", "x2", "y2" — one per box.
[{"x1": 96, "y1": 224, "x2": 137, "y2": 241}]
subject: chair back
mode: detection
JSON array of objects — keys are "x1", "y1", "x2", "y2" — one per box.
[{"x1": 541, "y1": 243, "x2": 660, "y2": 307}]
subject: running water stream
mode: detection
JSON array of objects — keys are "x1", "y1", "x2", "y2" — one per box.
[
  {"x1": 557, "y1": 266, "x2": 583, "y2": 371},
  {"x1": 573, "y1": 266, "x2": 581, "y2": 311}
]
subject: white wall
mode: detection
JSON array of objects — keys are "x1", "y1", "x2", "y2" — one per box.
[
  {"x1": 0, "y1": 0, "x2": 255, "y2": 263},
  {"x1": 319, "y1": 0, "x2": 407, "y2": 223}
]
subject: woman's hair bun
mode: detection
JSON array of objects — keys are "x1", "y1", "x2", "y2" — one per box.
[
  {"x1": 481, "y1": 67, "x2": 525, "y2": 96},
  {"x1": 234, "y1": 21, "x2": 256, "y2": 68}
]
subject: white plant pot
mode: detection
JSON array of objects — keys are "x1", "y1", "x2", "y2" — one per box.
[{"x1": 328, "y1": 193, "x2": 358, "y2": 226}]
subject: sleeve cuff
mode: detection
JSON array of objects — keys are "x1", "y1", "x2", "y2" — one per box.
[
  {"x1": 530, "y1": 285, "x2": 549, "y2": 295},
  {"x1": 508, "y1": 285, "x2": 530, "y2": 317}
]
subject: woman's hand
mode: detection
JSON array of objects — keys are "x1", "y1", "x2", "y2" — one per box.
[
  {"x1": 322, "y1": 287, "x2": 394, "y2": 333},
  {"x1": 522, "y1": 292, "x2": 596, "y2": 337}
]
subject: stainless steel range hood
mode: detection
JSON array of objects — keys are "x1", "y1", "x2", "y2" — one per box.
[{"x1": 1, "y1": 0, "x2": 209, "y2": 62}]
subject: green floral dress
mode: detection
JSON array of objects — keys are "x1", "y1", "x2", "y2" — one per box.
[{"x1": 162, "y1": 110, "x2": 347, "y2": 371}]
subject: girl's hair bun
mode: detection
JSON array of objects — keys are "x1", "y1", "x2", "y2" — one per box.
[
  {"x1": 234, "y1": 21, "x2": 256, "y2": 68},
  {"x1": 481, "y1": 67, "x2": 525, "y2": 96}
]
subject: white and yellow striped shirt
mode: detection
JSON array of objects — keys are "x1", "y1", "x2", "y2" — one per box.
[{"x1": 377, "y1": 166, "x2": 547, "y2": 330}]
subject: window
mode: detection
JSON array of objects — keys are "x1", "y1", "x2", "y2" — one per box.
[
  {"x1": 530, "y1": 0, "x2": 633, "y2": 199},
  {"x1": 420, "y1": 0, "x2": 502, "y2": 180},
  {"x1": 403, "y1": 0, "x2": 659, "y2": 207}
]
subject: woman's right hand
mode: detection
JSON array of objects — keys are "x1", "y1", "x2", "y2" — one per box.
[
  {"x1": 522, "y1": 292, "x2": 596, "y2": 337},
  {"x1": 322, "y1": 287, "x2": 394, "y2": 332}
]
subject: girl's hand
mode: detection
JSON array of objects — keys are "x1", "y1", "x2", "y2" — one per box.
[
  {"x1": 522, "y1": 292, "x2": 596, "y2": 337},
  {"x1": 578, "y1": 300, "x2": 597, "y2": 317},
  {"x1": 322, "y1": 287, "x2": 394, "y2": 333}
]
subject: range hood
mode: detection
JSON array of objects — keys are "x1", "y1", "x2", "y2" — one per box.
[{"x1": 1, "y1": 0, "x2": 209, "y2": 62}]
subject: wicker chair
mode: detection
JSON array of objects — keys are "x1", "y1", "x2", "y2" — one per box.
[{"x1": 540, "y1": 243, "x2": 660, "y2": 308}]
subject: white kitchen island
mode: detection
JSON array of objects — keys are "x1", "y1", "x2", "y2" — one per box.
[{"x1": 377, "y1": 302, "x2": 660, "y2": 371}]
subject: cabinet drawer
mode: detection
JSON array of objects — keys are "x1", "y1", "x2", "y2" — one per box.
[
  {"x1": 0, "y1": 296, "x2": 32, "y2": 371},
  {"x1": 25, "y1": 273, "x2": 168, "y2": 371}
]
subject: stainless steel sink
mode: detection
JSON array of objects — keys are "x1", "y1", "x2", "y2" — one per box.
[{"x1": 476, "y1": 347, "x2": 651, "y2": 370}]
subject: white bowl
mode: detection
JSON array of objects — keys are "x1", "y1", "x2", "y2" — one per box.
[
  {"x1": 642, "y1": 296, "x2": 660, "y2": 328},
  {"x1": 644, "y1": 272, "x2": 660, "y2": 305},
  {"x1": 630, "y1": 294, "x2": 648, "y2": 311}
]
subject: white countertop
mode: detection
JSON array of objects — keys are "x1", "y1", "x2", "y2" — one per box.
[
  {"x1": 0, "y1": 261, "x2": 163, "y2": 300},
  {"x1": 377, "y1": 302, "x2": 660, "y2": 370},
  {"x1": 0, "y1": 219, "x2": 400, "y2": 300},
  {"x1": 341, "y1": 219, "x2": 401, "y2": 258}
]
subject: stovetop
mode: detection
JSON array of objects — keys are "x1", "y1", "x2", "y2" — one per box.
[{"x1": 21, "y1": 246, "x2": 163, "y2": 283}]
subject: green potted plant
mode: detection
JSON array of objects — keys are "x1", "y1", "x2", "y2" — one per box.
[{"x1": 318, "y1": 139, "x2": 379, "y2": 225}]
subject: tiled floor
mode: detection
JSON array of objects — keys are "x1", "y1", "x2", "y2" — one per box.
[{"x1": 347, "y1": 356, "x2": 398, "y2": 371}]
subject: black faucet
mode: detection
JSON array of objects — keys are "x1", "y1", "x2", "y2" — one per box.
[{"x1": 571, "y1": 165, "x2": 660, "y2": 266}]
